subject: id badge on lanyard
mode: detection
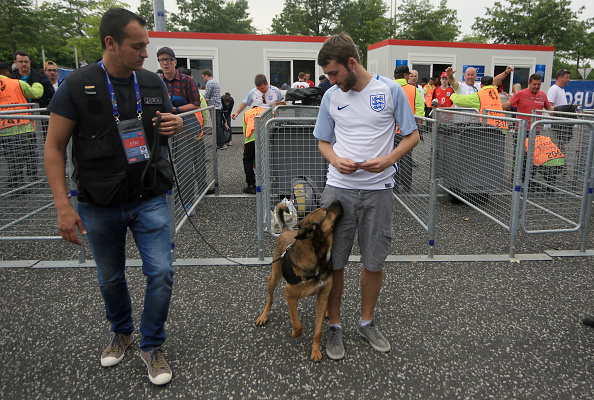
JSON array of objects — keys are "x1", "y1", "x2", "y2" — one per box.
[
  {"x1": 118, "y1": 119, "x2": 149, "y2": 163},
  {"x1": 99, "y1": 61, "x2": 147, "y2": 164}
]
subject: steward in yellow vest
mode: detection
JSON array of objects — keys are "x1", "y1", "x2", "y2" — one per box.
[{"x1": 449, "y1": 75, "x2": 508, "y2": 129}]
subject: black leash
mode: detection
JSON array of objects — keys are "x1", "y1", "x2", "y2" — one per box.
[{"x1": 160, "y1": 117, "x2": 277, "y2": 267}]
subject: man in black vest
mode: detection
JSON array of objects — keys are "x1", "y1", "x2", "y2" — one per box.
[{"x1": 44, "y1": 8, "x2": 183, "y2": 386}]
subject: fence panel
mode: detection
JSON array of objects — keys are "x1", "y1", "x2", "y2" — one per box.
[
  {"x1": 0, "y1": 106, "x2": 219, "y2": 263},
  {"x1": 434, "y1": 109, "x2": 528, "y2": 229},
  {"x1": 434, "y1": 108, "x2": 532, "y2": 257},
  {"x1": 254, "y1": 106, "x2": 323, "y2": 260},
  {"x1": 393, "y1": 116, "x2": 439, "y2": 256},
  {"x1": 520, "y1": 120, "x2": 594, "y2": 234},
  {"x1": 171, "y1": 106, "x2": 217, "y2": 235},
  {"x1": 0, "y1": 110, "x2": 69, "y2": 240}
]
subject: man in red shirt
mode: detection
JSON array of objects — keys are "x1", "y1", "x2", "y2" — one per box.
[
  {"x1": 502, "y1": 73, "x2": 554, "y2": 121},
  {"x1": 432, "y1": 72, "x2": 454, "y2": 108},
  {"x1": 304, "y1": 71, "x2": 314, "y2": 87}
]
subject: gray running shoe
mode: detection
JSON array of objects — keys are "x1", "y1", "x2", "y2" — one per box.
[
  {"x1": 100, "y1": 333, "x2": 134, "y2": 367},
  {"x1": 140, "y1": 348, "x2": 172, "y2": 386},
  {"x1": 357, "y1": 321, "x2": 391, "y2": 352},
  {"x1": 326, "y1": 326, "x2": 345, "y2": 360}
]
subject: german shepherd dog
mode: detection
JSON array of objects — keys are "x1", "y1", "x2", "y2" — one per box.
[{"x1": 256, "y1": 200, "x2": 343, "y2": 362}]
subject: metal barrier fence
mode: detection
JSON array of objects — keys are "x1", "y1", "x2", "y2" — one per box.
[
  {"x1": 520, "y1": 119, "x2": 594, "y2": 252},
  {"x1": 434, "y1": 108, "x2": 530, "y2": 257},
  {"x1": 0, "y1": 108, "x2": 65, "y2": 239},
  {"x1": 253, "y1": 105, "x2": 594, "y2": 259},
  {"x1": 0, "y1": 105, "x2": 218, "y2": 263},
  {"x1": 254, "y1": 106, "x2": 321, "y2": 260},
  {"x1": 171, "y1": 107, "x2": 217, "y2": 239},
  {"x1": 482, "y1": 108, "x2": 594, "y2": 254},
  {"x1": 393, "y1": 115, "x2": 439, "y2": 257}
]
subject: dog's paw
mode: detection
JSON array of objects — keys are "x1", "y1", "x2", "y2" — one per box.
[
  {"x1": 255, "y1": 315, "x2": 268, "y2": 326},
  {"x1": 291, "y1": 326, "x2": 303, "y2": 338},
  {"x1": 310, "y1": 348, "x2": 322, "y2": 362}
]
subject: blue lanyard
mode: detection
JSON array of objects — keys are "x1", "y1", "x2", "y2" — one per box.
[{"x1": 99, "y1": 61, "x2": 142, "y2": 122}]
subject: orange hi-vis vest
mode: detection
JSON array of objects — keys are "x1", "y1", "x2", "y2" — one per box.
[
  {"x1": 425, "y1": 84, "x2": 435, "y2": 107},
  {"x1": 0, "y1": 77, "x2": 31, "y2": 131},
  {"x1": 478, "y1": 87, "x2": 508, "y2": 129},
  {"x1": 194, "y1": 109, "x2": 203, "y2": 128},
  {"x1": 525, "y1": 135, "x2": 564, "y2": 166},
  {"x1": 395, "y1": 84, "x2": 417, "y2": 135},
  {"x1": 244, "y1": 107, "x2": 265, "y2": 139}
]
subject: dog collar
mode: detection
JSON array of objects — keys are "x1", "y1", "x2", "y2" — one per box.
[{"x1": 281, "y1": 245, "x2": 328, "y2": 285}]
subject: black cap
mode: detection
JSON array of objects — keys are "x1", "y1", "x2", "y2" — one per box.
[
  {"x1": 394, "y1": 64, "x2": 410, "y2": 74},
  {"x1": 157, "y1": 47, "x2": 175, "y2": 58},
  {"x1": 481, "y1": 75, "x2": 493, "y2": 85}
]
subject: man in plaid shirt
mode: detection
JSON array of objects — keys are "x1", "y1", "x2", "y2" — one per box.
[
  {"x1": 202, "y1": 69, "x2": 227, "y2": 149},
  {"x1": 157, "y1": 47, "x2": 201, "y2": 115}
]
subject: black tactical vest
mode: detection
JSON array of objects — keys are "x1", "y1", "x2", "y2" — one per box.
[{"x1": 65, "y1": 63, "x2": 168, "y2": 206}]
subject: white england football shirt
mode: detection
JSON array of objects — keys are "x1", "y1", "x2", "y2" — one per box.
[
  {"x1": 243, "y1": 85, "x2": 283, "y2": 109},
  {"x1": 313, "y1": 74, "x2": 417, "y2": 190}
]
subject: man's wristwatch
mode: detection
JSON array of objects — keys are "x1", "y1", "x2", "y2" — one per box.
[{"x1": 175, "y1": 107, "x2": 180, "y2": 114}]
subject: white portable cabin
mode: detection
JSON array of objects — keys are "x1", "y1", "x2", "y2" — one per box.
[
  {"x1": 146, "y1": 31, "x2": 327, "y2": 127},
  {"x1": 367, "y1": 39, "x2": 555, "y2": 93}
]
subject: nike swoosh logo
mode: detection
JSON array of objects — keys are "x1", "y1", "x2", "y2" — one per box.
[{"x1": 337, "y1": 105, "x2": 349, "y2": 110}]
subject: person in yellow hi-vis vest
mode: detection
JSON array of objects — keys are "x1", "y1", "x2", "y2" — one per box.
[
  {"x1": 242, "y1": 106, "x2": 264, "y2": 194},
  {"x1": 0, "y1": 61, "x2": 43, "y2": 191},
  {"x1": 524, "y1": 134, "x2": 565, "y2": 192},
  {"x1": 393, "y1": 64, "x2": 424, "y2": 193},
  {"x1": 449, "y1": 75, "x2": 508, "y2": 130},
  {"x1": 424, "y1": 75, "x2": 437, "y2": 117}
]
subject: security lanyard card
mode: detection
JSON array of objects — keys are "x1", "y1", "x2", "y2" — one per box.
[{"x1": 118, "y1": 119, "x2": 149, "y2": 164}]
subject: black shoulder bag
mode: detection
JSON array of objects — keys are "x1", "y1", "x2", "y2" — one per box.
[{"x1": 141, "y1": 115, "x2": 174, "y2": 195}]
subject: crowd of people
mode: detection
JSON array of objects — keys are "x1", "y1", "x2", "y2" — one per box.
[{"x1": 0, "y1": 5, "x2": 582, "y2": 389}]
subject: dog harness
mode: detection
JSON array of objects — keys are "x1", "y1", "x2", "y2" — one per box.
[{"x1": 280, "y1": 244, "x2": 329, "y2": 285}]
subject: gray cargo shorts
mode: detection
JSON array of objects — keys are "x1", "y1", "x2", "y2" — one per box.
[{"x1": 320, "y1": 185, "x2": 394, "y2": 272}]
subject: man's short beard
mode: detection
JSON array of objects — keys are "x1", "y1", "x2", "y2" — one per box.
[{"x1": 339, "y1": 69, "x2": 357, "y2": 92}]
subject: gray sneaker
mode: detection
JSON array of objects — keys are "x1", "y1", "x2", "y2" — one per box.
[
  {"x1": 357, "y1": 321, "x2": 391, "y2": 352},
  {"x1": 140, "y1": 348, "x2": 172, "y2": 386},
  {"x1": 101, "y1": 333, "x2": 134, "y2": 367},
  {"x1": 326, "y1": 326, "x2": 345, "y2": 360}
]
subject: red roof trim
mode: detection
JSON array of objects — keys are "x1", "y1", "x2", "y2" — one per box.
[
  {"x1": 149, "y1": 31, "x2": 328, "y2": 43},
  {"x1": 368, "y1": 39, "x2": 554, "y2": 52}
]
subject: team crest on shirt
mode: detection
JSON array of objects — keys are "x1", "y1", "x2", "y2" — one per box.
[{"x1": 370, "y1": 94, "x2": 386, "y2": 112}]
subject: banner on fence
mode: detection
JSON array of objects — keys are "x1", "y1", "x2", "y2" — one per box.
[{"x1": 551, "y1": 80, "x2": 594, "y2": 109}]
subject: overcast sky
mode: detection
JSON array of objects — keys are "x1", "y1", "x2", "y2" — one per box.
[{"x1": 128, "y1": 0, "x2": 593, "y2": 37}]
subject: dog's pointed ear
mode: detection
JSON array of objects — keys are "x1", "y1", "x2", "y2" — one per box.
[{"x1": 294, "y1": 224, "x2": 317, "y2": 240}]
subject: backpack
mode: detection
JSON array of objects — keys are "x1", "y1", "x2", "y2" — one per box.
[
  {"x1": 290, "y1": 176, "x2": 321, "y2": 217},
  {"x1": 285, "y1": 87, "x2": 324, "y2": 106}
]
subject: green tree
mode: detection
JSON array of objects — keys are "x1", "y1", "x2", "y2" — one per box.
[
  {"x1": 271, "y1": 0, "x2": 346, "y2": 36},
  {"x1": 37, "y1": 0, "x2": 90, "y2": 65},
  {"x1": 0, "y1": 0, "x2": 39, "y2": 54},
  {"x1": 473, "y1": 0, "x2": 594, "y2": 77},
  {"x1": 459, "y1": 34, "x2": 488, "y2": 43},
  {"x1": 137, "y1": 0, "x2": 155, "y2": 31},
  {"x1": 172, "y1": 0, "x2": 256, "y2": 34},
  {"x1": 393, "y1": 0, "x2": 460, "y2": 41},
  {"x1": 560, "y1": 19, "x2": 594, "y2": 74},
  {"x1": 65, "y1": 0, "x2": 130, "y2": 64},
  {"x1": 337, "y1": 0, "x2": 393, "y2": 65},
  {"x1": 473, "y1": 0, "x2": 591, "y2": 49}
]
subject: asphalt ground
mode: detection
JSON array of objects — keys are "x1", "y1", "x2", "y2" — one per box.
[{"x1": 1, "y1": 133, "x2": 594, "y2": 399}]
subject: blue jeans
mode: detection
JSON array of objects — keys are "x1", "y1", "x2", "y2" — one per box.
[{"x1": 78, "y1": 195, "x2": 174, "y2": 350}]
